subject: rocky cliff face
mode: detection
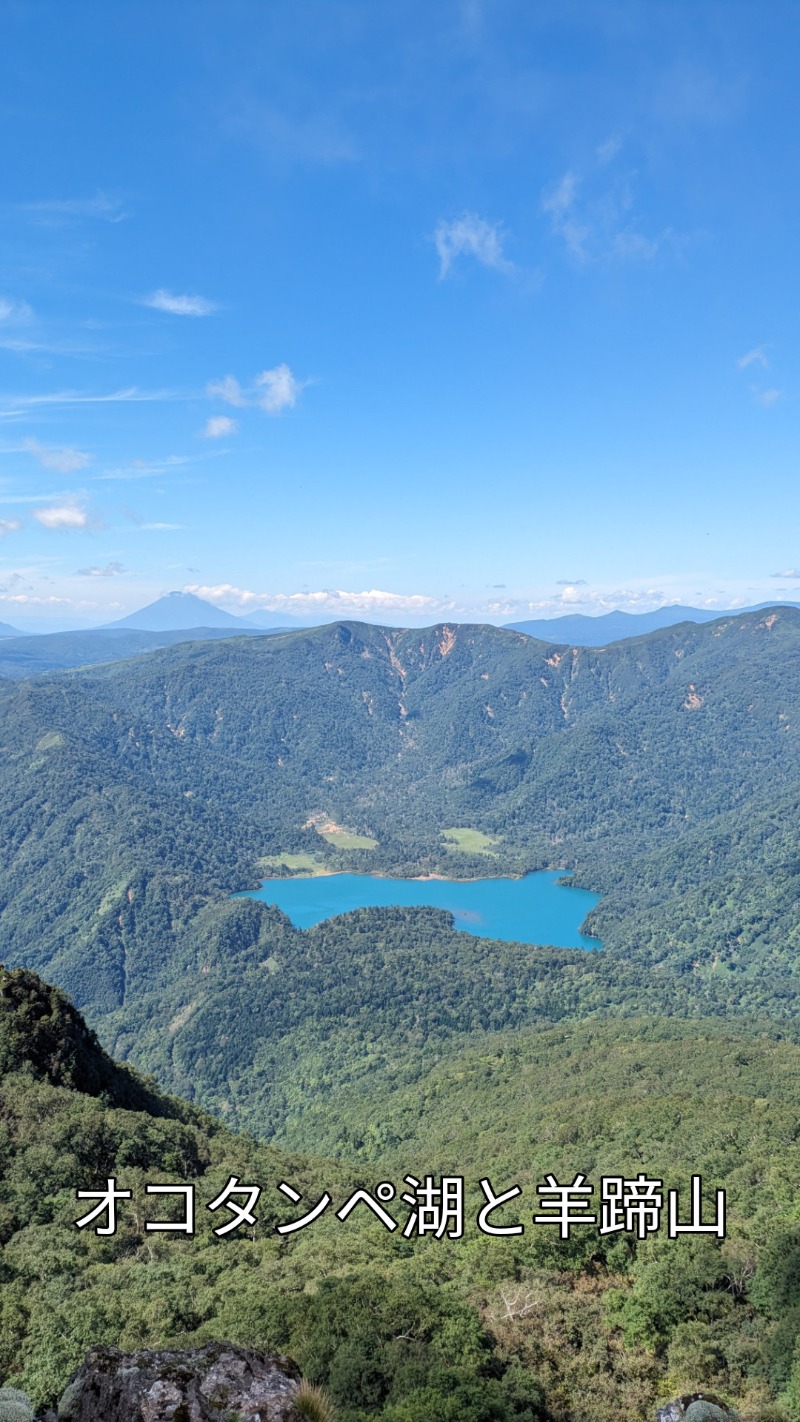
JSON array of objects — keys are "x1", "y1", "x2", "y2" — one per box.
[{"x1": 42, "y1": 1343, "x2": 301, "y2": 1422}]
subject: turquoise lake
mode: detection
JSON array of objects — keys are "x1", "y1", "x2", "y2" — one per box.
[{"x1": 241, "y1": 870, "x2": 603, "y2": 949}]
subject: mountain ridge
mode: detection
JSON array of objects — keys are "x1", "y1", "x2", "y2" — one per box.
[{"x1": 506, "y1": 599, "x2": 800, "y2": 644}]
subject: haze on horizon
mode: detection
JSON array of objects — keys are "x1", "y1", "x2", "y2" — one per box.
[{"x1": 1, "y1": 1, "x2": 798, "y2": 631}]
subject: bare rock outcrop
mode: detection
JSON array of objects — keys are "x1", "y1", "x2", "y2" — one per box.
[
  {"x1": 656, "y1": 1394, "x2": 736, "y2": 1422},
  {"x1": 49, "y1": 1342, "x2": 301, "y2": 1422}
]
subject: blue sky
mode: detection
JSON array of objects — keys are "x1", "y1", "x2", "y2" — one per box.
[{"x1": 0, "y1": 0, "x2": 798, "y2": 629}]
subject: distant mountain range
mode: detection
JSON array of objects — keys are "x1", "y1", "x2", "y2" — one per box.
[
  {"x1": 0, "y1": 594, "x2": 295, "y2": 677},
  {"x1": 505, "y1": 600, "x2": 800, "y2": 644},
  {"x1": 103, "y1": 591, "x2": 304, "y2": 632},
  {"x1": 103, "y1": 591, "x2": 800, "y2": 643},
  {"x1": 5, "y1": 591, "x2": 800, "y2": 654}
]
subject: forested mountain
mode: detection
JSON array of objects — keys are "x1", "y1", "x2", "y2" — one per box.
[
  {"x1": 1, "y1": 606, "x2": 798, "y2": 1037},
  {"x1": 4, "y1": 965, "x2": 800, "y2": 1422},
  {"x1": 0, "y1": 615, "x2": 794, "y2": 1019}
]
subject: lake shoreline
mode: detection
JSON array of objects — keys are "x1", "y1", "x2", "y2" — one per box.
[{"x1": 238, "y1": 867, "x2": 603, "y2": 951}]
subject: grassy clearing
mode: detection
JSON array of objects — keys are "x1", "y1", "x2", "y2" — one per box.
[
  {"x1": 257, "y1": 852, "x2": 325, "y2": 873},
  {"x1": 319, "y1": 828, "x2": 379, "y2": 850},
  {"x1": 441, "y1": 826, "x2": 501, "y2": 855}
]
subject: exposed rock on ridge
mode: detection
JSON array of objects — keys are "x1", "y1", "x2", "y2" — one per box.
[{"x1": 49, "y1": 1343, "x2": 301, "y2": 1421}]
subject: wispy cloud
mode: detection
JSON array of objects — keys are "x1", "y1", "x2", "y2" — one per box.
[
  {"x1": 596, "y1": 135, "x2": 624, "y2": 165},
  {"x1": 737, "y1": 345, "x2": 768, "y2": 369},
  {"x1": 140, "y1": 522, "x2": 183, "y2": 531},
  {"x1": 0, "y1": 387, "x2": 178, "y2": 423},
  {"x1": 753, "y1": 387, "x2": 784, "y2": 407},
  {"x1": 144, "y1": 289, "x2": 218, "y2": 317},
  {"x1": 1, "y1": 387, "x2": 175, "y2": 412},
  {"x1": 227, "y1": 101, "x2": 359, "y2": 168},
  {"x1": 541, "y1": 152, "x2": 671, "y2": 265},
  {"x1": 0, "y1": 334, "x2": 102, "y2": 357},
  {"x1": 771, "y1": 568, "x2": 800, "y2": 579},
  {"x1": 0, "y1": 297, "x2": 34, "y2": 324},
  {"x1": 33, "y1": 502, "x2": 89, "y2": 530},
  {"x1": 0, "y1": 518, "x2": 21, "y2": 536},
  {"x1": 0, "y1": 492, "x2": 65, "y2": 504},
  {"x1": 206, "y1": 375, "x2": 246, "y2": 407},
  {"x1": 541, "y1": 173, "x2": 590, "y2": 261},
  {"x1": 76, "y1": 562, "x2": 125, "y2": 577},
  {"x1": 19, "y1": 190, "x2": 127, "y2": 224},
  {"x1": 202, "y1": 415, "x2": 238, "y2": 439},
  {"x1": 434, "y1": 213, "x2": 514, "y2": 279},
  {"x1": 96, "y1": 455, "x2": 190, "y2": 482},
  {"x1": 24, "y1": 438, "x2": 91, "y2": 474},
  {"x1": 206, "y1": 366, "x2": 307, "y2": 416}
]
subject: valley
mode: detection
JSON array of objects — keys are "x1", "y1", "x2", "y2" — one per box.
[{"x1": 1, "y1": 606, "x2": 799, "y2": 1419}]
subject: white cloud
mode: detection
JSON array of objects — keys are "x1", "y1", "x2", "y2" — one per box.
[
  {"x1": 754, "y1": 387, "x2": 784, "y2": 407},
  {"x1": 77, "y1": 562, "x2": 125, "y2": 577},
  {"x1": 737, "y1": 345, "x2": 768, "y2": 370},
  {"x1": 0, "y1": 592, "x2": 71, "y2": 606},
  {"x1": 24, "y1": 438, "x2": 91, "y2": 474},
  {"x1": 0, "y1": 297, "x2": 34, "y2": 324},
  {"x1": 206, "y1": 375, "x2": 247, "y2": 407},
  {"x1": 771, "y1": 568, "x2": 800, "y2": 579},
  {"x1": 144, "y1": 289, "x2": 217, "y2": 317},
  {"x1": 184, "y1": 583, "x2": 452, "y2": 615},
  {"x1": 33, "y1": 503, "x2": 89, "y2": 530},
  {"x1": 434, "y1": 213, "x2": 514, "y2": 279},
  {"x1": 205, "y1": 367, "x2": 307, "y2": 416},
  {"x1": 0, "y1": 518, "x2": 21, "y2": 536},
  {"x1": 255, "y1": 364, "x2": 306, "y2": 414},
  {"x1": 202, "y1": 415, "x2": 238, "y2": 439}
]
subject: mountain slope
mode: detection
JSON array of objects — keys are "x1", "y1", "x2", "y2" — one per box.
[{"x1": 3, "y1": 967, "x2": 800, "y2": 1421}]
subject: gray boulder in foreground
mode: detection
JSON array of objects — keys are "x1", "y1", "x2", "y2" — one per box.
[
  {"x1": 657, "y1": 1394, "x2": 735, "y2": 1421},
  {"x1": 50, "y1": 1342, "x2": 301, "y2": 1421}
]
